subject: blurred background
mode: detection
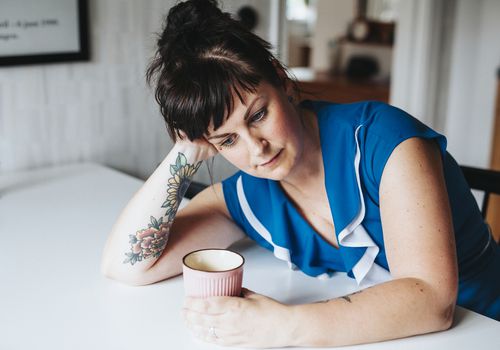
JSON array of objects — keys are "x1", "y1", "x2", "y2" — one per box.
[{"x1": 1, "y1": 0, "x2": 499, "y2": 223}]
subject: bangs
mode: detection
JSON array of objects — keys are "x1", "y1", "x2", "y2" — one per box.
[{"x1": 160, "y1": 58, "x2": 262, "y2": 141}]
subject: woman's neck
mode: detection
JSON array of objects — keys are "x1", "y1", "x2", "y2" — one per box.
[{"x1": 281, "y1": 107, "x2": 324, "y2": 194}]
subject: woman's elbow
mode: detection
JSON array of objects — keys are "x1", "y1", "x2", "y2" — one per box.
[
  {"x1": 434, "y1": 302, "x2": 456, "y2": 331},
  {"x1": 431, "y1": 284, "x2": 458, "y2": 332},
  {"x1": 100, "y1": 262, "x2": 154, "y2": 286},
  {"x1": 412, "y1": 276, "x2": 457, "y2": 332}
]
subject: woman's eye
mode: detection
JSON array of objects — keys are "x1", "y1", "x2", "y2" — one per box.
[
  {"x1": 219, "y1": 108, "x2": 266, "y2": 149},
  {"x1": 220, "y1": 136, "x2": 236, "y2": 148},
  {"x1": 250, "y1": 109, "x2": 266, "y2": 123}
]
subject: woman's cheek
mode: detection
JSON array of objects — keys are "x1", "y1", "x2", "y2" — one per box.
[
  {"x1": 271, "y1": 114, "x2": 291, "y2": 138},
  {"x1": 221, "y1": 149, "x2": 249, "y2": 170}
]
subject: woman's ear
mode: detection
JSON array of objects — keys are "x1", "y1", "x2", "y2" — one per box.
[
  {"x1": 283, "y1": 77, "x2": 299, "y2": 105},
  {"x1": 271, "y1": 59, "x2": 296, "y2": 100},
  {"x1": 272, "y1": 59, "x2": 287, "y2": 83}
]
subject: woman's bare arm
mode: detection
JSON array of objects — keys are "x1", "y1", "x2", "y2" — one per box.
[
  {"x1": 101, "y1": 143, "x2": 245, "y2": 286},
  {"x1": 285, "y1": 137, "x2": 458, "y2": 346}
]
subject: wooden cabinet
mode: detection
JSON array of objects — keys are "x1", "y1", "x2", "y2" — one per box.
[
  {"x1": 487, "y1": 74, "x2": 500, "y2": 242},
  {"x1": 294, "y1": 69, "x2": 390, "y2": 103}
]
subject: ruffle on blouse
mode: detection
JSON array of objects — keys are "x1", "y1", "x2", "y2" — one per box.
[{"x1": 335, "y1": 125, "x2": 392, "y2": 288}]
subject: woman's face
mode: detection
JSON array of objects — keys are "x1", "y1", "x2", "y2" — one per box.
[{"x1": 205, "y1": 82, "x2": 306, "y2": 181}]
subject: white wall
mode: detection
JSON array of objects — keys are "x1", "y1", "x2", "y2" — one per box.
[
  {"x1": 390, "y1": 0, "x2": 500, "y2": 168},
  {"x1": 443, "y1": 0, "x2": 500, "y2": 167},
  {"x1": 222, "y1": 0, "x2": 281, "y2": 52},
  {"x1": 0, "y1": 0, "x2": 276, "y2": 183},
  {"x1": 1, "y1": 0, "x2": 169, "y2": 179},
  {"x1": 310, "y1": 0, "x2": 354, "y2": 71},
  {"x1": 390, "y1": 0, "x2": 453, "y2": 127}
]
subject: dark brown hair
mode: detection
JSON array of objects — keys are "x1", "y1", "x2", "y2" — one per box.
[{"x1": 146, "y1": 0, "x2": 293, "y2": 142}]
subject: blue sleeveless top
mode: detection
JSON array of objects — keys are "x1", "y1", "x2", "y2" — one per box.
[{"x1": 222, "y1": 100, "x2": 500, "y2": 320}]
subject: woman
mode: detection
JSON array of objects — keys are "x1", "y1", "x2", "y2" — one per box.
[{"x1": 101, "y1": 0, "x2": 500, "y2": 347}]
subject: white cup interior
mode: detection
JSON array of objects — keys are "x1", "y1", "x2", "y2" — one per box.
[{"x1": 183, "y1": 249, "x2": 244, "y2": 272}]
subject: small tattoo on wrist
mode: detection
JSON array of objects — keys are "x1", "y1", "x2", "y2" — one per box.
[{"x1": 340, "y1": 290, "x2": 363, "y2": 303}]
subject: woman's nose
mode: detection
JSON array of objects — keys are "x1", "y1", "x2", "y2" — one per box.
[{"x1": 248, "y1": 135, "x2": 268, "y2": 156}]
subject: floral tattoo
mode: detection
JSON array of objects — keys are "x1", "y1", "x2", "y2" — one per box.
[
  {"x1": 123, "y1": 216, "x2": 170, "y2": 265},
  {"x1": 123, "y1": 152, "x2": 201, "y2": 265}
]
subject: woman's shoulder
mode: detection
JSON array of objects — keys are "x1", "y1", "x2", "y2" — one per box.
[
  {"x1": 221, "y1": 171, "x2": 274, "y2": 205},
  {"x1": 304, "y1": 99, "x2": 407, "y2": 129},
  {"x1": 313, "y1": 99, "x2": 407, "y2": 117},
  {"x1": 314, "y1": 100, "x2": 432, "y2": 137},
  {"x1": 220, "y1": 171, "x2": 284, "y2": 232}
]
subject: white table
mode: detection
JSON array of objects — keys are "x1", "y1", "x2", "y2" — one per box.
[{"x1": 0, "y1": 163, "x2": 498, "y2": 350}]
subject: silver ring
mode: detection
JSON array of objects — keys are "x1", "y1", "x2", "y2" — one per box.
[{"x1": 208, "y1": 326, "x2": 218, "y2": 339}]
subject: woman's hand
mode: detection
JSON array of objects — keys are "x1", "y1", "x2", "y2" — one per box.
[
  {"x1": 175, "y1": 131, "x2": 218, "y2": 162},
  {"x1": 182, "y1": 288, "x2": 293, "y2": 348}
]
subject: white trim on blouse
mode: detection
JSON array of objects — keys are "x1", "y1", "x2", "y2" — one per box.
[
  {"x1": 337, "y1": 125, "x2": 392, "y2": 288},
  {"x1": 236, "y1": 176, "x2": 297, "y2": 270}
]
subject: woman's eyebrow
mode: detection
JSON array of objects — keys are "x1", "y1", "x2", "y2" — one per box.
[
  {"x1": 207, "y1": 95, "x2": 265, "y2": 140},
  {"x1": 207, "y1": 132, "x2": 232, "y2": 140}
]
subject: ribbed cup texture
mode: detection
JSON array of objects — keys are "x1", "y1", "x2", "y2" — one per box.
[{"x1": 183, "y1": 266, "x2": 243, "y2": 298}]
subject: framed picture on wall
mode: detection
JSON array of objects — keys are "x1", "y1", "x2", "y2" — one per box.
[{"x1": 0, "y1": 0, "x2": 89, "y2": 66}]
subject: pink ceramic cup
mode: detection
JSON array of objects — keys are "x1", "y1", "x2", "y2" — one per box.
[{"x1": 182, "y1": 248, "x2": 244, "y2": 298}]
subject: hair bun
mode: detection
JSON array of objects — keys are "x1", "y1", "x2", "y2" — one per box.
[
  {"x1": 157, "y1": 0, "x2": 231, "y2": 61},
  {"x1": 166, "y1": 0, "x2": 223, "y2": 37}
]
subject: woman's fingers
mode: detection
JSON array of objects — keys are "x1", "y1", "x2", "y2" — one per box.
[
  {"x1": 183, "y1": 310, "x2": 247, "y2": 347},
  {"x1": 184, "y1": 295, "x2": 241, "y2": 314},
  {"x1": 182, "y1": 296, "x2": 245, "y2": 335},
  {"x1": 174, "y1": 131, "x2": 219, "y2": 161},
  {"x1": 182, "y1": 292, "x2": 287, "y2": 348},
  {"x1": 177, "y1": 129, "x2": 188, "y2": 140},
  {"x1": 241, "y1": 287, "x2": 257, "y2": 298}
]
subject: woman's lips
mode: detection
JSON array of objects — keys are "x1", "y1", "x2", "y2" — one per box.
[{"x1": 260, "y1": 149, "x2": 283, "y2": 167}]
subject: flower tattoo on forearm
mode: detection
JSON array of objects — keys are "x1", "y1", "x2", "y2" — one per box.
[
  {"x1": 123, "y1": 216, "x2": 171, "y2": 265},
  {"x1": 123, "y1": 152, "x2": 201, "y2": 265}
]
